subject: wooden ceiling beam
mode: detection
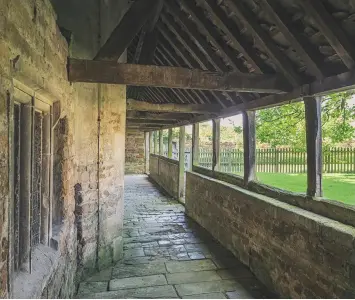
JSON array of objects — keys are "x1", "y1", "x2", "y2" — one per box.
[
  {"x1": 260, "y1": 0, "x2": 325, "y2": 79},
  {"x1": 68, "y1": 59, "x2": 289, "y2": 93},
  {"x1": 127, "y1": 111, "x2": 195, "y2": 121},
  {"x1": 94, "y1": 0, "x2": 158, "y2": 61},
  {"x1": 298, "y1": 0, "x2": 355, "y2": 70},
  {"x1": 127, "y1": 119, "x2": 178, "y2": 125},
  {"x1": 127, "y1": 99, "x2": 220, "y2": 114},
  {"x1": 224, "y1": 0, "x2": 302, "y2": 87}
]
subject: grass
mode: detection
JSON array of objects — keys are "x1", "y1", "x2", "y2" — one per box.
[{"x1": 256, "y1": 173, "x2": 355, "y2": 206}]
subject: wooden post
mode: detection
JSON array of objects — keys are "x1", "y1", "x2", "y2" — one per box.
[
  {"x1": 178, "y1": 126, "x2": 186, "y2": 200},
  {"x1": 243, "y1": 111, "x2": 256, "y2": 186},
  {"x1": 159, "y1": 129, "x2": 163, "y2": 155},
  {"x1": 304, "y1": 96, "x2": 323, "y2": 197},
  {"x1": 192, "y1": 123, "x2": 200, "y2": 167},
  {"x1": 168, "y1": 129, "x2": 173, "y2": 158},
  {"x1": 212, "y1": 119, "x2": 221, "y2": 171},
  {"x1": 149, "y1": 131, "x2": 154, "y2": 154},
  {"x1": 145, "y1": 132, "x2": 150, "y2": 174},
  {"x1": 154, "y1": 131, "x2": 158, "y2": 154}
]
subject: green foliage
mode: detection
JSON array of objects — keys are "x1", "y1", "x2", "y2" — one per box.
[{"x1": 253, "y1": 92, "x2": 355, "y2": 148}]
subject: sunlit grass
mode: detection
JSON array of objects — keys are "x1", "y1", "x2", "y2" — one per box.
[{"x1": 256, "y1": 173, "x2": 355, "y2": 206}]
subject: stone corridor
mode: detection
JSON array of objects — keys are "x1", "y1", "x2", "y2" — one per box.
[{"x1": 76, "y1": 175, "x2": 276, "y2": 299}]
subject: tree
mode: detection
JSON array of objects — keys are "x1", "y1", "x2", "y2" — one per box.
[{"x1": 233, "y1": 91, "x2": 355, "y2": 148}]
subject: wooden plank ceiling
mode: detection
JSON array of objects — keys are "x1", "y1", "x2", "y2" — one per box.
[{"x1": 122, "y1": 0, "x2": 355, "y2": 130}]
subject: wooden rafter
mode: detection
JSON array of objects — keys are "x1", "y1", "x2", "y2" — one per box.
[
  {"x1": 298, "y1": 0, "x2": 355, "y2": 70},
  {"x1": 259, "y1": 0, "x2": 325, "y2": 79},
  {"x1": 95, "y1": 0, "x2": 158, "y2": 61},
  {"x1": 224, "y1": 0, "x2": 302, "y2": 87}
]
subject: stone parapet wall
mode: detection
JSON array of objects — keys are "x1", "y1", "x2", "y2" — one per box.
[
  {"x1": 149, "y1": 154, "x2": 179, "y2": 199},
  {"x1": 125, "y1": 130, "x2": 145, "y2": 174},
  {"x1": 185, "y1": 171, "x2": 355, "y2": 299}
]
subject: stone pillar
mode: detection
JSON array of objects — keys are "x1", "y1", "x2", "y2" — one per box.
[
  {"x1": 178, "y1": 126, "x2": 185, "y2": 200},
  {"x1": 97, "y1": 84, "x2": 126, "y2": 269},
  {"x1": 159, "y1": 129, "x2": 163, "y2": 155},
  {"x1": 304, "y1": 96, "x2": 323, "y2": 197}
]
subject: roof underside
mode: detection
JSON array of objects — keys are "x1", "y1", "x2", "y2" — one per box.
[{"x1": 125, "y1": 0, "x2": 355, "y2": 128}]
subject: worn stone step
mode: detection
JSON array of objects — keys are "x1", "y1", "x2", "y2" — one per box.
[
  {"x1": 175, "y1": 279, "x2": 242, "y2": 296},
  {"x1": 112, "y1": 262, "x2": 167, "y2": 279},
  {"x1": 182, "y1": 292, "x2": 227, "y2": 299},
  {"x1": 166, "y1": 270, "x2": 221, "y2": 285},
  {"x1": 165, "y1": 259, "x2": 217, "y2": 273}
]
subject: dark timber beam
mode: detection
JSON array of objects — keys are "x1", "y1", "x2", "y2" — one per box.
[
  {"x1": 212, "y1": 119, "x2": 221, "y2": 171},
  {"x1": 299, "y1": 0, "x2": 355, "y2": 69},
  {"x1": 224, "y1": 0, "x2": 302, "y2": 86},
  {"x1": 243, "y1": 111, "x2": 256, "y2": 186},
  {"x1": 68, "y1": 59, "x2": 289, "y2": 93},
  {"x1": 126, "y1": 111, "x2": 195, "y2": 121},
  {"x1": 127, "y1": 99, "x2": 220, "y2": 114},
  {"x1": 94, "y1": 0, "x2": 158, "y2": 61},
  {"x1": 304, "y1": 96, "x2": 323, "y2": 197},
  {"x1": 127, "y1": 119, "x2": 178, "y2": 125},
  {"x1": 260, "y1": 0, "x2": 325, "y2": 79},
  {"x1": 134, "y1": 0, "x2": 163, "y2": 64}
]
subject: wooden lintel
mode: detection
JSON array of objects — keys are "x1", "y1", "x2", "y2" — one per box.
[
  {"x1": 127, "y1": 119, "x2": 178, "y2": 125},
  {"x1": 126, "y1": 99, "x2": 220, "y2": 114},
  {"x1": 126, "y1": 111, "x2": 196, "y2": 120},
  {"x1": 68, "y1": 58, "x2": 289, "y2": 93}
]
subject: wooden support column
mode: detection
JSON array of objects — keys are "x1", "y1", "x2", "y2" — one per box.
[
  {"x1": 304, "y1": 96, "x2": 323, "y2": 197},
  {"x1": 192, "y1": 123, "x2": 200, "y2": 167},
  {"x1": 145, "y1": 132, "x2": 150, "y2": 174},
  {"x1": 41, "y1": 113, "x2": 50, "y2": 245},
  {"x1": 159, "y1": 129, "x2": 163, "y2": 155},
  {"x1": 153, "y1": 131, "x2": 158, "y2": 154},
  {"x1": 212, "y1": 119, "x2": 221, "y2": 171},
  {"x1": 178, "y1": 126, "x2": 186, "y2": 201},
  {"x1": 168, "y1": 129, "x2": 173, "y2": 158},
  {"x1": 243, "y1": 111, "x2": 256, "y2": 186},
  {"x1": 149, "y1": 131, "x2": 154, "y2": 154},
  {"x1": 20, "y1": 103, "x2": 32, "y2": 271}
]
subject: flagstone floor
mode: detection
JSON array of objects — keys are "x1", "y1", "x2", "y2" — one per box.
[{"x1": 76, "y1": 175, "x2": 276, "y2": 299}]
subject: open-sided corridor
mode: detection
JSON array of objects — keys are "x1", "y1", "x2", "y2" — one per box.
[{"x1": 76, "y1": 175, "x2": 275, "y2": 299}]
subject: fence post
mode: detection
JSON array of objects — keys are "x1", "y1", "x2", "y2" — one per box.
[
  {"x1": 178, "y1": 126, "x2": 186, "y2": 201},
  {"x1": 304, "y1": 96, "x2": 323, "y2": 197},
  {"x1": 212, "y1": 119, "x2": 221, "y2": 171},
  {"x1": 168, "y1": 128, "x2": 173, "y2": 158},
  {"x1": 243, "y1": 111, "x2": 256, "y2": 186}
]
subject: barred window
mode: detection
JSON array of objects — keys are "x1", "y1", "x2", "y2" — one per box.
[{"x1": 11, "y1": 86, "x2": 53, "y2": 272}]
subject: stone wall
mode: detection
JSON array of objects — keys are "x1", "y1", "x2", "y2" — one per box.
[
  {"x1": 185, "y1": 171, "x2": 355, "y2": 299},
  {"x1": 125, "y1": 130, "x2": 145, "y2": 174},
  {"x1": 149, "y1": 155, "x2": 179, "y2": 199},
  {"x1": 0, "y1": 0, "x2": 127, "y2": 297}
]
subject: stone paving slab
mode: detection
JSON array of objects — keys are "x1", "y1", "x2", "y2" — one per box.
[
  {"x1": 77, "y1": 285, "x2": 179, "y2": 299},
  {"x1": 174, "y1": 280, "x2": 243, "y2": 296},
  {"x1": 112, "y1": 262, "x2": 167, "y2": 279},
  {"x1": 77, "y1": 281, "x2": 108, "y2": 295},
  {"x1": 182, "y1": 292, "x2": 227, "y2": 299},
  {"x1": 165, "y1": 259, "x2": 217, "y2": 273},
  {"x1": 109, "y1": 274, "x2": 167, "y2": 290},
  {"x1": 166, "y1": 270, "x2": 221, "y2": 284}
]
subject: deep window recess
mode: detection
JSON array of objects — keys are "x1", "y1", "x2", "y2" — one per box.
[{"x1": 11, "y1": 88, "x2": 54, "y2": 273}]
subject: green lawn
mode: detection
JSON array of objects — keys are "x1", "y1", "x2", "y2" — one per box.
[{"x1": 256, "y1": 173, "x2": 355, "y2": 206}]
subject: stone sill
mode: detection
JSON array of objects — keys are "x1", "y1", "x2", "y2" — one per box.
[
  {"x1": 150, "y1": 154, "x2": 179, "y2": 166},
  {"x1": 12, "y1": 227, "x2": 63, "y2": 299}
]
